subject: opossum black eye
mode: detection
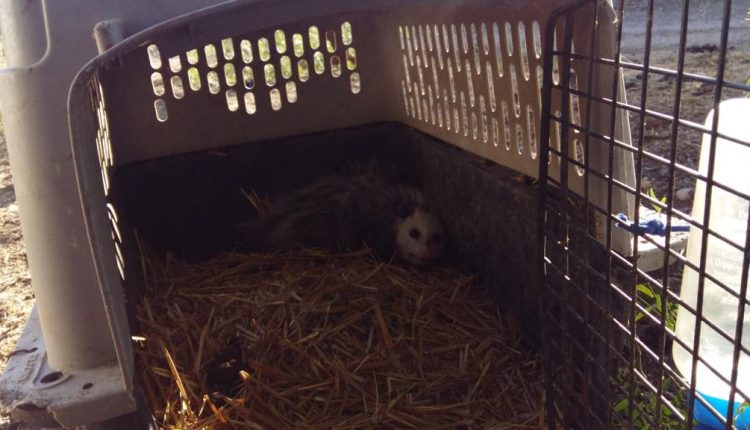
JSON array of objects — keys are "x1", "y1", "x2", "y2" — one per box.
[
  {"x1": 409, "y1": 228, "x2": 421, "y2": 239},
  {"x1": 432, "y1": 234, "x2": 443, "y2": 244}
]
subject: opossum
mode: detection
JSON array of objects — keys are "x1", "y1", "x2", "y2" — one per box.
[{"x1": 242, "y1": 169, "x2": 444, "y2": 265}]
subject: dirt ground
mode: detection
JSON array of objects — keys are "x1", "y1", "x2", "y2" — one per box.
[
  {"x1": 0, "y1": 27, "x2": 33, "y2": 419},
  {"x1": 623, "y1": 46, "x2": 750, "y2": 214},
  {"x1": 0, "y1": 4, "x2": 748, "y2": 428},
  {"x1": 0, "y1": 37, "x2": 34, "y2": 430},
  {"x1": 0, "y1": 126, "x2": 33, "y2": 430},
  {"x1": 0, "y1": 118, "x2": 33, "y2": 366}
]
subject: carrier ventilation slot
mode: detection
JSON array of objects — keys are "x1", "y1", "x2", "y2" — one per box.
[
  {"x1": 146, "y1": 22, "x2": 360, "y2": 122},
  {"x1": 398, "y1": 21, "x2": 583, "y2": 177},
  {"x1": 91, "y1": 76, "x2": 126, "y2": 281}
]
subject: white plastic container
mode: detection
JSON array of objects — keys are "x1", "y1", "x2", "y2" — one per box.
[{"x1": 673, "y1": 98, "x2": 750, "y2": 428}]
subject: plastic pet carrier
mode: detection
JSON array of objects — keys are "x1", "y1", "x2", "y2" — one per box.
[{"x1": 2, "y1": 0, "x2": 748, "y2": 428}]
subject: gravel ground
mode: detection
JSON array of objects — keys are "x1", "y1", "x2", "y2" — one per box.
[
  {"x1": 0, "y1": 120, "x2": 33, "y2": 373},
  {"x1": 0, "y1": 31, "x2": 34, "y2": 429}
]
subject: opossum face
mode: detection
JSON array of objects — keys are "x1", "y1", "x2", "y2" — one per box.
[{"x1": 395, "y1": 209, "x2": 444, "y2": 265}]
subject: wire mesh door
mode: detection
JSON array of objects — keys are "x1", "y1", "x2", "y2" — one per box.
[{"x1": 539, "y1": 0, "x2": 750, "y2": 428}]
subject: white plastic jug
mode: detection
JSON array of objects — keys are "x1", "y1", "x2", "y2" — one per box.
[{"x1": 673, "y1": 97, "x2": 750, "y2": 428}]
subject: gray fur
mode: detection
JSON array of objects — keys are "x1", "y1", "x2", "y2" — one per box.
[{"x1": 239, "y1": 167, "x2": 443, "y2": 264}]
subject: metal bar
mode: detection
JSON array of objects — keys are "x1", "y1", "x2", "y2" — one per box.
[
  {"x1": 581, "y1": 2, "x2": 597, "y2": 421},
  {"x1": 550, "y1": 52, "x2": 750, "y2": 93},
  {"x1": 725, "y1": 190, "x2": 750, "y2": 427},
  {"x1": 546, "y1": 257, "x2": 750, "y2": 405},
  {"x1": 719, "y1": 6, "x2": 749, "y2": 430},
  {"x1": 537, "y1": 10, "x2": 557, "y2": 428},
  {"x1": 537, "y1": 2, "x2": 593, "y2": 427},
  {"x1": 686, "y1": 0, "x2": 733, "y2": 424},
  {"x1": 547, "y1": 229, "x2": 750, "y2": 406},
  {"x1": 549, "y1": 87, "x2": 750, "y2": 148},
  {"x1": 625, "y1": 0, "x2": 657, "y2": 424},
  {"x1": 603, "y1": 0, "x2": 627, "y2": 423},
  {"x1": 557, "y1": 9, "x2": 577, "y2": 428}
]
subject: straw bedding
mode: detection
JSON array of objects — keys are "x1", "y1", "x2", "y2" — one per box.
[{"x1": 135, "y1": 248, "x2": 547, "y2": 429}]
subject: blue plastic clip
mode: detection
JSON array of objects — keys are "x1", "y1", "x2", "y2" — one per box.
[{"x1": 615, "y1": 213, "x2": 690, "y2": 236}]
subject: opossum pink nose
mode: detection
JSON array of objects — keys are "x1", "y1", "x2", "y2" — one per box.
[{"x1": 420, "y1": 249, "x2": 433, "y2": 260}]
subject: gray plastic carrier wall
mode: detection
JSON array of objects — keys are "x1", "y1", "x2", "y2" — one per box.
[{"x1": 0, "y1": 0, "x2": 635, "y2": 426}]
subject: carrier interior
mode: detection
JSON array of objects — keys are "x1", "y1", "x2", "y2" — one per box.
[
  {"x1": 113, "y1": 123, "x2": 544, "y2": 338},
  {"x1": 62, "y1": 0, "x2": 617, "y2": 425}
]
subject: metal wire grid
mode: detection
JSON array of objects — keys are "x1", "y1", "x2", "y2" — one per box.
[{"x1": 538, "y1": 0, "x2": 750, "y2": 429}]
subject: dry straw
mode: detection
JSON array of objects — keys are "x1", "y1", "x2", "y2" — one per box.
[{"x1": 135, "y1": 247, "x2": 548, "y2": 429}]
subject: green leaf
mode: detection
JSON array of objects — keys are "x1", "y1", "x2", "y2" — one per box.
[
  {"x1": 615, "y1": 398, "x2": 630, "y2": 412},
  {"x1": 654, "y1": 294, "x2": 663, "y2": 312},
  {"x1": 646, "y1": 188, "x2": 665, "y2": 214},
  {"x1": 636, "y1": 284, "x2": 655, "y2": 298}
]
